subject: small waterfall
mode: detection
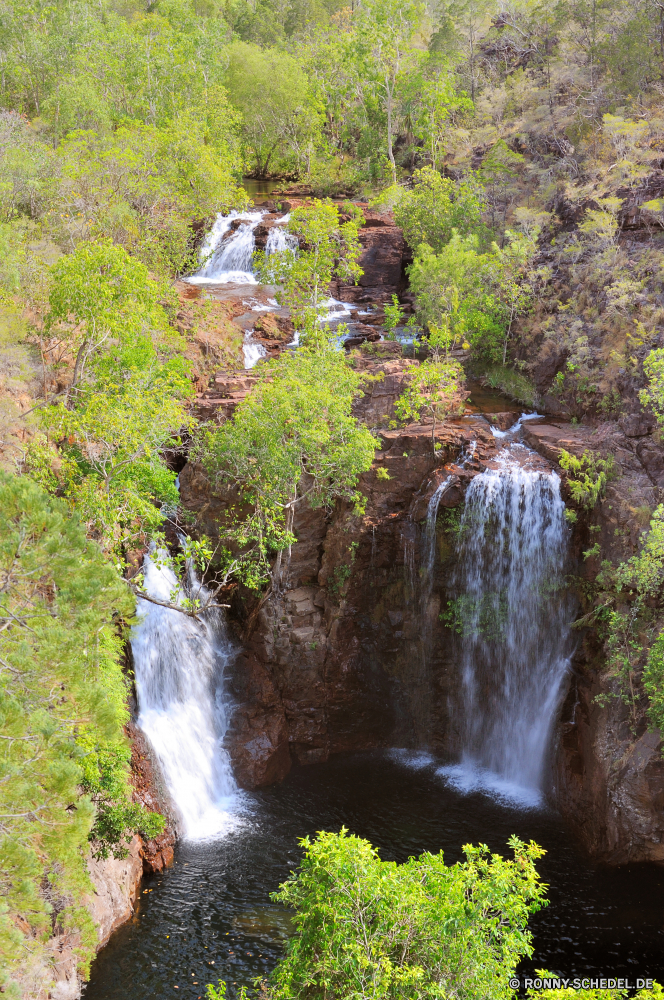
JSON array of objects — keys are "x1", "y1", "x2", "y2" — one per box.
[
  {"x1": 441, "y1": 446, "x2": 573, "y2": 807},
  {"x1": 422, "y1": 476, "x2": 453, "y2": 589},
  {"x1": 132, "y1": 551, "x2": 240, "y2": 840},
  {"x1": 189, "y1": 210, "x2": 264, "y2": 284},
  {"x1": 265, "y1": 223, "x2": 297, "y2": 255}
]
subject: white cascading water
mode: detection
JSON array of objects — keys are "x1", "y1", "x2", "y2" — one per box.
[
  {"x1": 187, "y1": 211, "x2": 297, "y2": 285},
  {"x1": 441, "y1": 445, "x2": 573, "y2": 808},
  {"x1": 132, "y1": 551, "x2": 241, "y2": 840},
  {"x1": 265, "y1": 222, "x2": 297, "y2": 255},
  {"x1": 189, "y1": 210, "x2": 263, "y2": 284}
]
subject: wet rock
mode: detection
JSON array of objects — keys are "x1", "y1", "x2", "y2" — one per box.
[
  {"x1": 127, "y1": 723, "x2": 177, "y2": 873},
  {"x1": 486, "y1": 411, "x2": 519, "y2": 432},
  {"x1": 181, "y1": 398, "x2": 497, "y2": 788},
  {"x1": 87, "y1": 836, "x2": 144, "y2": 947}
]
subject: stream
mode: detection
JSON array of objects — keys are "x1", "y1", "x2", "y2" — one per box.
[
  {"x1": 86, "y1": 751, "x2": 664, "y2": 998},
  {"x1": 85, "y1": 430, "x2": 664, "y2": 998}
]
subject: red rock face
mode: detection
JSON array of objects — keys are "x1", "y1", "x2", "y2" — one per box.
[
  {"x1": 332, "y1": 213, "x2": 410, "y2": 304},
  {"x1": 183, "y1": 361, "x2": 664, "y2": 866},
  {"x1": 127, "y1": 722, "x2": 177, "y2": 873},
  {"x1": 179, "y1": 368, "x2": 498, "y2": 789}
]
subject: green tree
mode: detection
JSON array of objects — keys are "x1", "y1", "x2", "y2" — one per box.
[
  {"x1": 35, "y1": 352, "x2": 193, "y2": 553},
  {"x1": 444, "y1": 0, "x2": 497, "y2": 102},
  {"x1": 44, "y1": 240, "x2": 172, "y2": 400},
  {"x1": 256, "y1": 200, "x2": 364, "y2": 342},
  {"x1": 224, "y1": 41, "x2": 322, "y2": 177},
  {"x1": 640, "y1": 348, "x2": 664, "y2": 425},
  {"x1": 414, "y1": 71, "x2": 473, "y2": 171},
  {"x1": 354, "y1": 0, "x2": 425, "y2": 184},
  {"x1": 407, "y1": 233, "x2": 505, "y2": 361},
  {"x1": 267, "y1": 828, "x2": 546, "y2": 999},
  {"x1": 393, "y1": 166, "x2": 488, "y2": 253},
  {"x1": 487, "y1": 229, "x2": 538, "y2": 365},
  {"x1": 395, "y1": 356, "x2": 465, "y2": 452},
  {"x1": 0, "y1": 472, "x2": 160, "y2": 993},
  {"x1": 199, "y1": 345, "x2": 376, "y2": 588}
]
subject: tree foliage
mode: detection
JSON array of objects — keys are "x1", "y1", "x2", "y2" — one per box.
[
  {"x1": 266, "y1": 828, "x2": 547, "y2": 1000},
  {"x1": 0, "y1": 473, "x2": 159, "y2": 994},
  {"x1": 394, "y1": 167, "x2": 488, "y2": 253},
  {"x1": 199, "y1": 345, "x2": 376, "y2": 588},
  {"x1": 256, "y1": 200, "x2": 364, "y2": 341}
]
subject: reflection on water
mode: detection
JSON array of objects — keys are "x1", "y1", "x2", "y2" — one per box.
[
  {"x1": 241, "y1": 178, "x2": 282, "y2": 200},
  {"x1": 86, "y1": 751, "x2": 664, "y2": 999}
]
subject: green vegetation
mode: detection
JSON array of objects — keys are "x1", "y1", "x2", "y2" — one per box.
[
  {"x1": 394, "y1": 357, "x2": 465, "y2": 451},
  {"x1": 0, "y1": 474, "x2": 161, "y2": 991},
  {"x1": 559, "y1": 451, "x2": 615, "y2": 510},
  {"x1": 199, "y1": 341, "x2": 376, "y2": 589},
  {"x1": 443, "y1": 591, "x2": 509, "y2": 642},
  {"x1": 527, "y1": 978, "x2": 664, "y2": 1000},
  {"x1": 256, "y1": 200, "x2": 364, "y2": 341},
  {"x1": 208, "y1": 828, "x2": 547, "y2": 999}
]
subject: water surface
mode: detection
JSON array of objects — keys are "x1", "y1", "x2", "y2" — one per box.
[{"x1": 86, "y1": 750, "x2": 664, "y2": 999}]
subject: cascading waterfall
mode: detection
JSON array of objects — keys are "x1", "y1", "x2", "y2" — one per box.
[
  {"x1": 265, "y1": 222, "x2": 297, "y2": 255},
  {"x1": 441, "y1": 445, "x2": 573, "y2": 806},
  {"x1": 187, "y1": 211, "x2": 297, "y2": 285},
  {"x1": 131, "y1": 551, "x2": 240, "y2": 840},
  {"x1": 188, "y1": 210, "x2": 264, "y2": 284}
]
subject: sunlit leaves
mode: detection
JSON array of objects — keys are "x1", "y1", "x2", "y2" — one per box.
[
  {"x1": 0, "y1": 473, "x2": 151, "y2": 991},
  {"x1": 200, "y1": 344, "x2": 376, "y2": 588},
  {"x1": 268, "y1": 828, "x2": 547, "y2": 1000}
]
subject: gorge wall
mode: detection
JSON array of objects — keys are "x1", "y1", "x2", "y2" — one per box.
[{"x1": 180, "y1": 368, "x2": 664, "y2": 867}]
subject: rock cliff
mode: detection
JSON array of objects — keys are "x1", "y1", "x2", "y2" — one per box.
[
  {"x1": 523, "y1": 419, "x2": 664, "y2": 864},
  {"x1": 182, "y1": 368, "x2": 664, "y2": 866}
]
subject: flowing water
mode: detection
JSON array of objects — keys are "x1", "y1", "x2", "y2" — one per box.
[
  {"x1": 132, "y1": 552, "x2": 240, "y2": 840},
  {"x1": 85, "y1": 440, "x2": 664, "y2": 998},
  {"x1": 441, "y1": 443, "x2": 573, "y2": 807},
  {"x1": 86, "y1": 751, "x2": 664, "y2": 999},
  {"x1": 188, "y1": 211, "x2": 264, "y2": 285}
]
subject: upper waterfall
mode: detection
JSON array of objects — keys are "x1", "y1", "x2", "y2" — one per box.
[
  {"x1": 186, "y1": 210, "x2": 297, "y2": 285},
  {"x1": 441, "y1": 443, "x2": 573, "y2": 808},
  {"x1": 131, "y1": 551, "x2": 241, "y2": 840},
  {"x1": 188, "y1": 210, "x2": 264, "y2": 284}
]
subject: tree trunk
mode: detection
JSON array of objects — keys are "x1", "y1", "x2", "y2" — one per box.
[{"x1": 386, "y1": 75, "x2": 397, "y2": 185}]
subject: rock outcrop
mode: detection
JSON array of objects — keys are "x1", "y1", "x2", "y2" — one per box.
[
  {"x1": 522, "y1": 418, "x2": 664, "y2": 863},
  {"x1": 180, "y1": 369, "x2": 498, "y2": 787},
  {"x1": 332, "y1": 211, "x2": 410, "y2": 304}
]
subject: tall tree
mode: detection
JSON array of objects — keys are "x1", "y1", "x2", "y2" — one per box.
[{"x1": 354, "y1": 0, "x2": 425, "y2": 183}]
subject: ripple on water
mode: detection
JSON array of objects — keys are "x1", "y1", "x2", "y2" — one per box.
[{"x1": 85, "y1": 750, "x2": 664, "y2": 1000}]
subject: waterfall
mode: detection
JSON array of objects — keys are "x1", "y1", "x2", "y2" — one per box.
[
  {"x1": 265, "y1": 223, "x2": 297, "y2": 255},
  {"x1": 188, "y1": 210, "x2": 264, "y2": 284},
  {"x1": 422, "y1": 477, "x2": 453, "y2": 587},
  {"x1": 441, "y1": 445, "x2": 573, "y2": 808},
  {"x1": 131, "y1": 551, "x2": 241, "y2": 840}
]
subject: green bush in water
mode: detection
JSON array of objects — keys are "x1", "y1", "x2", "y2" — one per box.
[{"x1": 207, "y1": 827, "x2": 547, "y2": 999}]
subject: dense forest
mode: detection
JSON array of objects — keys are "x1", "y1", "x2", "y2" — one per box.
[{"x1": 5, "y1": 0, "x2": 664, "y2": 995}]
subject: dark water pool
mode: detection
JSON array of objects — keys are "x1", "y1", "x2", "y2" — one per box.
[{"x1": 85, "y1": 750, "x2": 664, "y2": 999}]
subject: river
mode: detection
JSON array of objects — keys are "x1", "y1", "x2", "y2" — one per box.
[{"x1": 86, "y1": 750, "x2": 664, "y2": 998}]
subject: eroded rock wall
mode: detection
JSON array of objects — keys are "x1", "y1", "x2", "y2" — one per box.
[
  {"x1": 180, "y1": 379, "x2": 497, "y2": 787},
  {"x1": 524, "y1": 418, "x2": 664, "y2": 864}
]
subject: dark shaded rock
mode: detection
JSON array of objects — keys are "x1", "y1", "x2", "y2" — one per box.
[
  {"x1": 556, "y1": 660, "x2": 664, "y2": 865},
  {"x1": 333, "y1": 213, "x2": 409, "y2": 303},
  {"x1": 620, "y1": 412, "x2": 656, "y2": 438},
  {"x1": 127, "y1": 722, "x2": 177, "y2": 874},
  {"x1": 486, "y1": 411, "x2": 519, "y2": 431}
]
